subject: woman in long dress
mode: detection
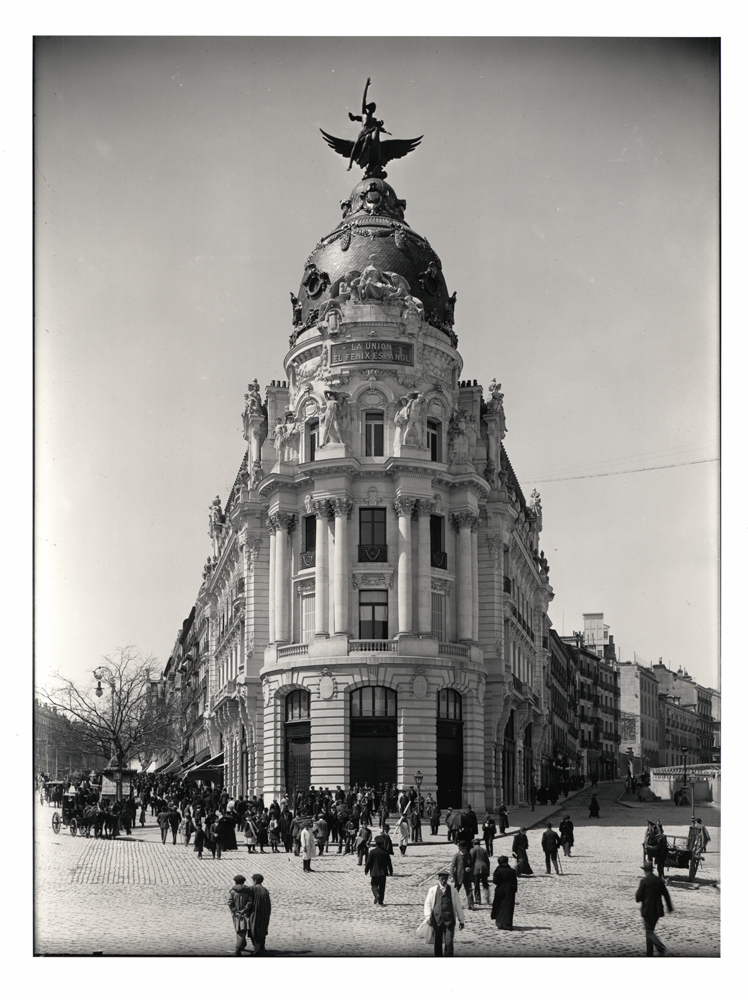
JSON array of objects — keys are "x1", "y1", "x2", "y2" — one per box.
[
  {"x1": 512, "y1": 827, "x2": 533, "y2": 876},
  {"x1": 490, "y1": 856, "x2": 519, "y2": 930},
  {"x1": 589, "y1": 793, "x2": 600, "y2": 819},
  {"x1": 244, "y1": 814, "x2": 258, "y2": 853}
]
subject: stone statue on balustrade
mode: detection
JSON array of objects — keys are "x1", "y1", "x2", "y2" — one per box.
[{"x1": 242, "y1": 379, "x2": 267, "y2": 468}]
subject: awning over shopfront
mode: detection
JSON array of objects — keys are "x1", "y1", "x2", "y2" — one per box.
[
  {"x1": 152, "y1": 759, "x2": 174, "y2": 774},
  {"x1": 182, "y1": 751, "x2": 224, "y2": 782},
  {"x1": 174, "y1": 754, "x2": 196, "y2": 777}
]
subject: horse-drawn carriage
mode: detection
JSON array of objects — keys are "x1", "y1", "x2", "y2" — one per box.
[
  {"x1": 41, "y1": 779, "x2": 65, "y2": 808},
  {"x1": 643, "y1": 820, "x2": 704, "y2": 882},
  {"x1": 52, "y1": 791, "x2": 118, "y2": 838}
]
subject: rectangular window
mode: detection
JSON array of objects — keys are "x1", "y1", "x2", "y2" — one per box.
[
  {"x1": 308, "y1": 420, "x2": 319, "y2": 462},
  {"x1": 301, "y1": 592, "x2": 315, "y2": 643},
  {"x1": 427, "y1": 420, "x2": 441, "y2": 462},
  {"x1": 365, "y1": 411, "x2": 385, "y2": 457},
  {"x1": 359, "y1": 590, "x2": 388, "y2": 640},
  {"x1": 431, "y1": 590, "x2": 446, "y2": 641},
  {"x1": 303, "y1": 514, "x2": 316, "y2": 552},
  {"x1": 360, "y1": 508, "x2": 386, "y2": 545},
  {"x1": 430, "y1": 514, "x2": 447, "y2": 568}
]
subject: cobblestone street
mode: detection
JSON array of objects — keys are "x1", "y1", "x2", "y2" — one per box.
[{"x1": 35, "y1": 783, "x2": 720, "y2": 957}]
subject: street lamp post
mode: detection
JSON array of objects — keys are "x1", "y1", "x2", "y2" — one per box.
[
  {"x1": 95, "y1": 667, "x2": 123, "y2": 802},
  {"x1": 414, "y1": 770, "x2": 423, "y2": 828}
]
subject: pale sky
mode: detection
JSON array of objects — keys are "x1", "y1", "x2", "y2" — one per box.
[{"x1": 34, "y1": 36, "x2": 720, "y2": 691}]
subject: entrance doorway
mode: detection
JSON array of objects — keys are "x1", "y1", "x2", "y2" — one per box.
[
  {"x1": 350, "y1": 686, "x2": 397, "y2": 787},
  {"x1": 285, "y1": 690, "x2": 310, "y2": 797},
  {"x1": 502, "y1": 710, "x2": 516, "y2": 807},
  {"x1": 436, "y1": 689, "x2": 463, "y2": 808}
]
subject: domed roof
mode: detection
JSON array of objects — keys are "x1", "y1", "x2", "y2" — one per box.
[{"x1": 294, "y1": 177, "x2": 453, "y2": 336}]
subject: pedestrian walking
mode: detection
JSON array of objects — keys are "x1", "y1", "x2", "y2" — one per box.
[
  {"x1": 449, "y1": 841, "x2": 475, "y2": 910},
  {"x1": 423, "y1": 870, "x2": 465, "y2": 957},
  {"x1": 365, "y1": 835, "x2": 393, "y2": 905},
  {"x1": 380, "y1": 823, "x2": 394, "y2": 855},
  {"x1": 635, "y1": 861, "x2": 673, "y2": 956},
  {"x1": 559, "y1": 814, "x2": 574, "y2": 857},
  {"x1": 497, "y1": 803, "x2": 509, "y2": 835},
  {"x1": 168, "y1": 805, "x2": 181, "y2": 845},
  {"x1": 227, "y1": 875, "x2": 253, "y2": 956},
  {"x1": 512, "y1": 827, "x2": 533, "y2": 876},
  {"x1": 157, "y1": 806, "x2": 170, "y2": 845},
  {"x1": 470, "y1": 838, "x2": 490, "y2": 904},
  {"x1": 429, "y1": 802, "x2": 441, "y2": 836},
  {"x1": 301, "y1": 819, "x2": 315, "y2": 872},
  {"x1": 482, "y1": 814, "x2": 497, "y2": 856},
  {"x1": 589, "y1": 792, "x2": 600, "y2": 818},
  {"x1": 247, "y1": 874, "x2": 271, "y2": 955},
  {"x1": 396, "y1": 813, "x2": 409, "y2": 856},
  {"x1": 179, "y1": 813, "x2": 195, "y2": 846},
  {"x1": 193, "y1": 819, "x2": 205, "y2": 859},
  {"x1": 541, "y1": 822, "x2": 562, "y2": 875},
  {"x1": 355, "y1": 821, "x2": 372, "y2": 865},
  {"x1": 491, "y1": 855, "x2": 518, "y2": 930},
  {"x1": 211, "y1": 816, "x2": 224, "y2": 860}
]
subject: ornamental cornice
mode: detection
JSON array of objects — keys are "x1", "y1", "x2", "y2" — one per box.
[
  {"x1": 352, "y1": 569, "x2": 395, "y2": 590},
  {"x1": 431, "y1": 578, "x2": 452, "y2": 595},
  {"x1": 296, "y1": 579, "x2": 316, "y2": 595}
]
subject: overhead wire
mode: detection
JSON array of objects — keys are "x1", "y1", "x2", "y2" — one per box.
[{"x1": 529, "y1": 456, "x2": 718, "y2": 485}]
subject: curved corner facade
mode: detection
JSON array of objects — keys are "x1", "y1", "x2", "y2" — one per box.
[{"x1": 164, "y1": 172, "x2": 555, "y2": 812}]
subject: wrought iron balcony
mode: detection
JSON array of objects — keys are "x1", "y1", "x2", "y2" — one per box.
[
  {"x1": 431, "y1": 551, "x2": 448, "y2": 569},
  {"x1": 300, "y1": 551, "x2": 316, "y2": 569},
  {"x1": 358, "y1": 544, "x2": 388, "y2": 563}
]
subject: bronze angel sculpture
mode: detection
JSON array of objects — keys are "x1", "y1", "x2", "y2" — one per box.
[{"x1": 320, "y1": 78, "x2": 422, "y2": 180}]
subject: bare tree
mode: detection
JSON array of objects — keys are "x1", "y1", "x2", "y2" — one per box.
[{"x1": 38, "y1": 647, "x2": 181, "y2": 797}]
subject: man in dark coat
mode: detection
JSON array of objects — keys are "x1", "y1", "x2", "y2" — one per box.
[
  {"x1": 482, "y1": 815, "x2": 497, "y2": 856},
  {"x1": 449, "y1": 841, "x2": 475, "y2": 910},
  {"x1": 635, "y1": 860, "x2": 673, "y2": 956},
  {"x1": 491, "y1": 856, "x2": 518, "y2": 929},
  {"x1": 227, "y1": 875, "x2": 253, "y2": 955},
  {"x1": 379, "y1": 823, "x2": 394, "y2": 856},
  {"x1": 559, "y1": 815, "x2": 575, "y2": 857},
  {"x1": 512, "y1": 827, "x2": 533, "y2": 876},
  {"x1": 247, "y1": 874, "x2": 271, "y2": 954},
  {"x1": 470, "y1": 838, "x2": 490, "y2": 904},
  {"x1": 157, "y1": 805, "x2": 170, "y2": 845},
  {"x1": 541, "y1": 822, "x2": 562, "y2": 875},
  {"x1": 429, "y1": 802, "x2": 442, "y2": 836},
  {"x1": 365, "y1": 835, "x2": 394, "y2": 905},
  {"x1": 589, "y1": 793, "x2": 600, "y2": 818}
]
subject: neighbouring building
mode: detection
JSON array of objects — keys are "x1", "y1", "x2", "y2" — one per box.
[
  {"x1": 618, "y1": 659, "x2": 660, "y2": 773},
  {"x1": 657, "y1": 692, "x2": 700, "y2": 768},
  {"x1": 547, "y1": 628, "x2": 580, "y2": 786},
  {"x1": 34, "y1": 699, "x2": 109, "y2": 779},
  {"x1": 582, "y1": 612, "x2": 611, "y2": 659},
  {"x1": 652, "y1": 661, "x2": 715, "y2": 764},
  {"x1": 158, "y1": 95, "x2": 558, "y2": 811}
]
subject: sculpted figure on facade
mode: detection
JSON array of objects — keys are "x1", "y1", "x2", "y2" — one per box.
[
  {"x1": 393, "y1": 391, "x2": 427, "y2": 451},
  {"x1": 242, "y1": 380, "x2": 267, "y2": 468},
  {"x1": 447, "y1": 408, "x2": 478, "y2": 466},
  {"x1": 319, "y1": 390, "x2": 350, "y2": 447},
  {"x1": 486, "y1": 378, "x2": 508, "y2": 440},
  {"x1": 280, "y1": 412, "x2": 300, "y2": 464},
  {"x1": 290, "y1": 292, "x2": 303, "y2": 327}
]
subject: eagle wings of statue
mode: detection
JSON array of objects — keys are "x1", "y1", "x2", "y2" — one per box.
[{"x1": 320, "y1": 78, "x2": 422, "y2": 179}]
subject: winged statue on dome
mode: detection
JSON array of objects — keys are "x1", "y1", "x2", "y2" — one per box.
[{"x1": 320, "y1": 78, "x2": 423, "y2": 179}]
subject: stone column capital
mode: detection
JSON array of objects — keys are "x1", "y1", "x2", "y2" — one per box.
[
  {"x1": 393, "y1": 496, "x2": 418, "y2": 518},
  {"x1": 330, "y1": 497, "x2": 354, "y2": 519},
  {"x1": 414, "y1": 498, "x2": 435, "y2": 518}
]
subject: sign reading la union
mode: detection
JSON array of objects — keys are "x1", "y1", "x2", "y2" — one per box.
[{"x1": 331, "y1": 340, "x2": 414, "y2": 367}]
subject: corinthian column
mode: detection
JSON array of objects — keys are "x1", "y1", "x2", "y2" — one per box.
[
  {"x1": 394, "y1": 497, "x2": 416, "y2": 636},
  {"x1": 267, "y1": 516, "x2": 277, "y2": 644},
  {"x1": 274, "y1": 512, "x2": 296, "y2": 643},
  {"x1": 308, "y1": 499, "x2": 330, "y2": 637},
  {"x1": 451, "y1": 512, "x2": 475, "y2": 642},
  {"x1": 416, "y1": 499, "x2": 434, "y2": 635},
  {"x1": 471, "y1": 516, "x2": 480, "y2": 643},
  {"x1": 331, "y1": 498, "x2": 353, "y2": 635}
]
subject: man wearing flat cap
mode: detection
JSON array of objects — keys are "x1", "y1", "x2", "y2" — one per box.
[
  {"x1": 635, "y1": 860, "x2": 673, "y2": 956},
  {"x1": 365, "y1": 834, "x2": 393, "y2": 905},
  {"x1": 424, "y1": 871, "x2": 465, "y2": 956},
  {"x1": 227, "y1": 875, "x2": 253, "y2": 956}
]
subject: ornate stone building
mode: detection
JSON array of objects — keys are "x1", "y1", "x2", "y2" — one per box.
[{"x1": 166, "y1": 99, "x2": 556, "y2": 811}]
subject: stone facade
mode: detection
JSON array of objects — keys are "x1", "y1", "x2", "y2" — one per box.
[{"x1": 162, "y1": 145, "x2": 556, "y2": 811}]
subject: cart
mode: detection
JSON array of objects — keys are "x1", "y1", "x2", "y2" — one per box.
[
  {"x1": 52, "y1": 791, "x2": 86, "y2": 837},
  {"x1": 41, "y1": 779, "x2": 65, "y2": 808},
  {"x1": 643, "y1": 821, "x2": 703, "y2": 881}
]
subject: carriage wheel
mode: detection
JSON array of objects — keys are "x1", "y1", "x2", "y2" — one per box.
[
  {"x1": 69, "y1": 817, "x2": 78, "y2": 837},
  {"x1": 52, "y1": 812, "x2": 61, "y2": 835}
]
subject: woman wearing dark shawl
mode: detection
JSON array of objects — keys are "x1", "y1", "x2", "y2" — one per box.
[
  {"x1": 512, "y1": 827, "x2": 533, "y2": 876},
  {"x1": 490, "y1": 856, "x2": 518, "y2": 930},
  {"x1": 248, "y1": 874, "x2": 272, "y2": 955}
]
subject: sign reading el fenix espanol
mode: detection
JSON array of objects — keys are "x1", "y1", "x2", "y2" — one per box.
[{"x1": 330, "y1": 340, "x2": 414, "y2": 367}]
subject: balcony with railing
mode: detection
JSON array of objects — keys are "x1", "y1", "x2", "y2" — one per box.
[
  {"x1": 430, "y1": 551, "x2": 448, "y2": 570},
  {"x1": 278, "y1": 643, "x2": 309, "y2": 659},
  {"x1": 299, "y1": 551, "x2": 316, "y2": 569},
  {"x1": 358, "y1": 544, "x2": 388, "y2": 563},
  {"x1": 349, "y1": 639, "x2": 397, "y2": 653},
  {"x1": 438, "y1": 642, "x2": 469, "y2": 658}
]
